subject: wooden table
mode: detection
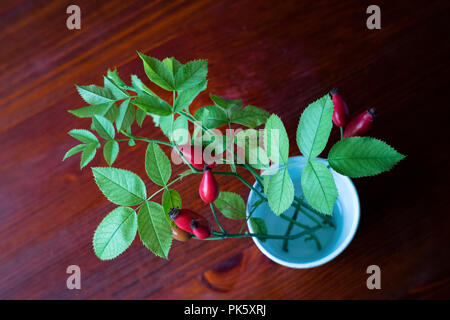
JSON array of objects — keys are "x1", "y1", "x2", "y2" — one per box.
[{"x1": 1, "y1": 0, "x2": 449, "y2": 299}]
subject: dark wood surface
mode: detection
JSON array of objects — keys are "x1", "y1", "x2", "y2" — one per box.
[{"x1": 1, "y1": 0, "x2": 449, "y2": 299}]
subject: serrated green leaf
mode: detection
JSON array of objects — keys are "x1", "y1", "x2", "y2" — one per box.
[
  {"x1": 231, "y1": 105, "x2": 269, "y2": 128},
  {"x1": 172, "y1": 116, "x2": 189, "y2": 145},
  {"x1": 162, "y1": 57, "x2": 183, "y2": 75},
  {"x1": 76, "y1": 85, "x2": 116, "y2": 105},
  {"x1": 209, "y1": 93, "x2": 242, "y2": 113},
  {"x1": 263, "y1": 174, "x2": 270, "y2": 195},
  {"x1": 68, "y1": 102, "x2": 114, "y2": 118},
  {"x1": 297, "y1": 94, "x2": 333, "y2": 159},
  {"x1": 250, "y1": 217, "x2": 267, "y2": 242},
  {"x1": 69, "y1": 129, "x2": 99, "y2": 144},
  {"x1": 145, "y1": 142, "x2": 171, "y2": 186},
  {"x1": 138, "y1": 201, "x2": 172, "y2": 259},
  {"x1": 301, "y1": 160, "x2": 337, "y2": 215},
  {"x1": 63, "y1": 144, "x2": 86, "y2": 161},
  {"x1": 133, "y1": 94, "x2": 172, "y2": 116},
  {"x1": 267, "y1": 168, "x2": 294, "y2": 215},
  {"x1": 92, "y1": 115, "x2": 115, "y2": 140},
  {"x1": 162, "y1": 189, "x2": 182, "y2": 215},
  {"x1": 174, "y1": 59, "x2": 207, "y2": 91},
  {"x1": 103, "y1": 140, "x2": 119, "y2": 166},
  {"x1": 107, "y1": 69, "x2": 133, "y2": 90},
  {"x1": 104, "y1": 76, "x2": 129, "y2": 100},
  {"x1": 116, "y1": 99, "x2": 135, "y2": 132},
  {"x1": 328, "y1": 137, "x2": 405, "y2": 178},
  {"x1": 264, "y1": 114, "x2": 289, "y2": 164},
  {"x1": 138, "y1": 52, "x2": 175, "y2": 91},
  {"x1": 214, "y1": 192, "x2": 246, "y2": 220},
  {"x1": 104, "y1": 104, "x2": 119, "y2": 124},
  {"x1": 174, "y1": 80, "x2": 207, "y2": 112},
  {"x1": 195, "y1": 105, "x2": 228, "y2": 129},
  {"x1": 235, "y1": 129, "x2": 269, "y2": 169},
  {"x1": 92, "y1": 167, "x2": 147, "y2": 206},
  {"x1": 93, "y1": 207, "x2": 137, "y2": 260},
  {"x1": 136, "y1": 108, "x2": 146, "y2": 127},
  {"x1": 131, "y1": 74, "x2": 157, "y2": 97},
  {"x1": 80, "y1": 143, "x2": 98, "y2": 169}
]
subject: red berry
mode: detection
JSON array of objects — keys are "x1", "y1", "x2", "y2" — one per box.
[
  {"x1": 343, "y1": 107, "x2": 376, "y2": 138},
  {"x1": 169, "y1": 208, "x2": 205, "y2": 233},
  {"x1": 330, "y1": 88, "x2": 350, "y2": 127},
  {"x1": 178, "y1": 144, "x2": 217, "y2": 170},
  {"x1": 190, "y1": 220, "x2": 211, "y2": 239},
  {"x1": 199, "y1": 165, "x2": 220, "y2": 203}
]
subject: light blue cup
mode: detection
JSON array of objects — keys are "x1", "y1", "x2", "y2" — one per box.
[{"x1": 246, "y1": 156, "x2": 360, "y2": 269}]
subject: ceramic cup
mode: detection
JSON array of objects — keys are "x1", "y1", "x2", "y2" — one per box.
[{"x1": 246, "y1": 156, "x2": 360, "y2": 269}]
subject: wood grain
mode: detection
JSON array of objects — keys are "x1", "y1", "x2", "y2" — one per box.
[{"x1": 0, "y1": 0, "x2": 449, "y2": 299}]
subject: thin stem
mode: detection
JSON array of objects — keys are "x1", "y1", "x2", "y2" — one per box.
[
  {"x1": 279, "y1": 213, "x2": 314, "y2": 230},
  {"x1": 282, "y1": 206, "x2": 300, "y2": 252},
  {"x1": 210, "y1": 203, "x2": 226, "y2": 234},
  {"x1": 209, "y1": 230, "x2": 311, "y2": 240},
  {"x1": 120, "y1": 131, "x2": 173, "y2": 147},
  {"x1": 340, "y1": 126, "x2": 344, "y2": 140}
]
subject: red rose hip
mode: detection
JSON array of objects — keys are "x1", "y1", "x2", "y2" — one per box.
[
  {"x1": 330, "y1": 88, "x2": 350, "y2": 127},
  {"x1": 199, "y1": 165, "x2": 220, "y2": 203},
  {"x1": 343, "y1": 107, "x2": 376, "y2": 138}
]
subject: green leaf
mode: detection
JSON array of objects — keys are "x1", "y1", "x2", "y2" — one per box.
[
  {"x1": 172, "y1": 116, "x2": 189, "y2": 145},
  {"x1": 131, "y1": 74, "x2": 157, "y2": 97},
  {"x1": 107, "y1": 69, "x2": 133, "y2": 90},
  {"x1": 263, "y1": 174, "x2": 270, "y2": 195},
  {"x1": 133, "y1": 94, "x2": 172, "y2": 116},
  {"x1": 250, "y1": 217, "x2": 267, "y2": 242},
  {"x1": 92, "y1": 167, "x2": 147, "y2": 206},
  {"x1": 104, "y1": 104, "x2": 119, "y2": 124},
  {"x1": 264, "y1": 114, "x2": 289, "y2": 164},
  {"x1": 145, "y1": 142, "x2": 172, "y2": 186},
  {"x1": 93, "y1": 207, "x2": 137, "y2": 260},
  {"x1": 136, "y1": 108, "x2": 146, "y2": 127},
  {"x1": 214, "y1": 192, "x2": 246, "y2": 220},
  {"x1": 76, "y1": 85, "x2": 116, "y2": 105},
  {"x1": 68, "y1": 129, "x2": 99, "y2": 144},
  {"x1": 210, "y1": 93, "x2": 242, "y2": 112},
  {"x1": 80, "y1": 142, "x2": 98, "y2": 169},
  {"x1": 231, "y1": 105, "x2": 269, "y2": 128},
  {"x1": 328, "y1": 137, "x2": 406, "y2": 178},
  {"x1": 138, "y1": 201, "x2": 172, "y2": 259},
  {"x1": 92, "y1": 115, "x2": 115, "y2": 140},
  {"x1": 103, "y1": 140, "x2": 119, "y2": 166},
  {"x1": 297, "y1": 94, "x2": 333, "y2": 159},
  {"x1": 267, "y1": 168, "x2": 294, "y2": 215},
  {"x1": 68, "y1": 102, "x2": 114, "y2": 118},
  {"x1": 138, "y1": 52, "x2": 175, "y2": 90},
  {"x1": 301, "y1": 160, "x2": 338, "y2": 215},
  {"x1": 235, "y1": 129, "x2": 269, "y2": 169},
  {"x1": 162, "y1": 189, "x2": 182, "y2": 215},
  {"x1": 63, "y1": 144, "x2": 86, "y2": 161},
  {"x1": 174, "y1": 80, "x2": 207, "y2": 112},
  {"x1": 195, "y1": 105, "x2": 228, "y2": 129},
  {"x1": 116, "y1": 99, "x2": 135, "y2": 132},
  {"x1": 162, "y1": 57, "x2": 183, "y2": 75},
  {"x1": 174, "y1": 59, "x2": 208, "y2": 91},
  {"x1": 104, "y1": 76, "x2": 129, "y2": 100}
]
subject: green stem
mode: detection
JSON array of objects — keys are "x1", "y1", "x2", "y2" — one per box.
[
  {"x1": 282, "y1": 206, "x2": 300, "y2": 252},
  {"x1": 340, "y1": 126, "x2": 344, "y2": 140},
  {"x1": 210, "y1": 203, "x2": 226, "y2": 234},
  {"x1": 209, "y1": 230, "x2": 311, "y2": 240},
  {"x1": 120, "y1": 131, "x2": 173, "y2": 147}
]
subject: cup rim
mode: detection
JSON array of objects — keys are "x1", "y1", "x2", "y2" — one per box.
[{"x1": 246, "y1": 155, "x2": 360, "y2": 269}]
